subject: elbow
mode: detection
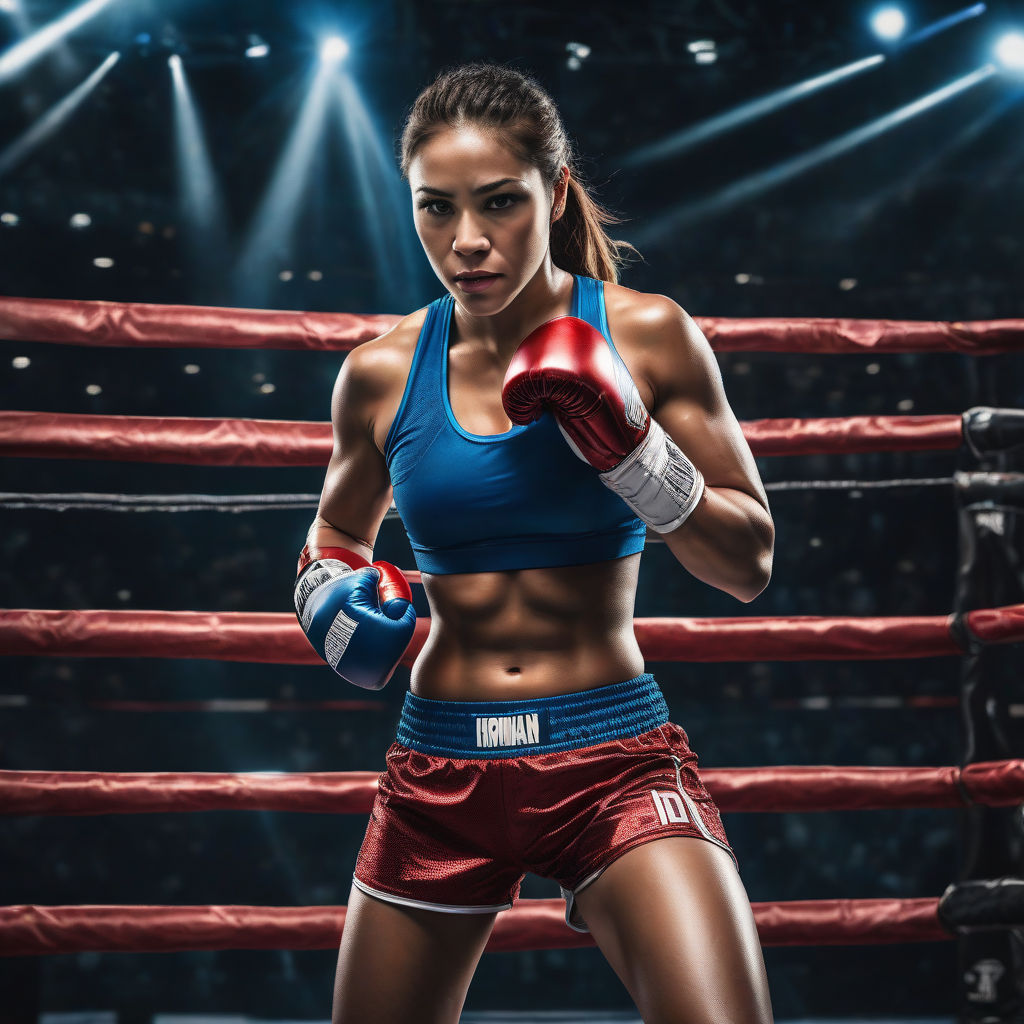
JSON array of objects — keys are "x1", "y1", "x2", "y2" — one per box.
[
  {"x1": 733, "y1": 565, "x2": 771, "y2": 603},
  {"x1": 731, "y1": 537, "x2": 774, "y2": 604}
]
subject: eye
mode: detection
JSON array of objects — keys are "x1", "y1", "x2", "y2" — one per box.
[
  {"x1": 418, "y1": 199, "x2": 451, "y2": 216},
  {"x1": 487, "y1": 193, "x2": 521, "y2": 211}
]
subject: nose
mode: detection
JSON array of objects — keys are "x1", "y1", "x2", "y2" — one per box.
[{"x1": 451, "y1": 211, "x2": 489, "y2": 256}]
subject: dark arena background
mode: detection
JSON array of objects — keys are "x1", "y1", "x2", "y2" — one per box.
[{"x1": 1, "y1": 0, "x2": 1024, "y2": 1021}]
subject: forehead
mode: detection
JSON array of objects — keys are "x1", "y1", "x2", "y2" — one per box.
[{"x1": 409, "y1": 123, "x2": 541, "y2": 188}]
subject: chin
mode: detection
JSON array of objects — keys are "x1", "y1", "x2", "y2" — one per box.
[{"x1": 453, "y1": 283, "x2": 517, "y2": 315}]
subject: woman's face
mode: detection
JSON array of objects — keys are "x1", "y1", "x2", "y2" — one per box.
[{"x1": 408, "y1": 122, "x2": 559, "y2": 315}]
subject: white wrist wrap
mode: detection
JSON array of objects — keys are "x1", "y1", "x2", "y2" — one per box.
[
  {"x1": 293, "y1": 558, "x2": 353, "y2": 628},
  {"x1": 599, "y1": 419, "x2": 705, "y2": 533}
]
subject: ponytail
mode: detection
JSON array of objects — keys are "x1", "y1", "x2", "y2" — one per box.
[{"x1": 550, "y1": 173, "x2": 638, "y2": 284}]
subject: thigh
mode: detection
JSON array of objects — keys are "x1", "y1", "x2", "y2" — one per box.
[
  {"x1": 573, "y1": 837, "x2": 773, "y2": 1024},
  {"x1": 333, "y1": 883, "x2": 497, "y2": 1024}
]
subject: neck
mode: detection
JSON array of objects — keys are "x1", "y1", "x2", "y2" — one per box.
[{"x1": 452, "y1": 258, "x2": 574, "y2": 357}]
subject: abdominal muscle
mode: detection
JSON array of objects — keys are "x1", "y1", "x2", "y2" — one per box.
[{"x1": 411, "y1": 553, "x2": 645, "y2": 702}]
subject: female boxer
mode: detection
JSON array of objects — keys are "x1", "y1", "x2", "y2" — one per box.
[{"x1": 294, "y1": 63, "x2": 775, "y2": 1024}]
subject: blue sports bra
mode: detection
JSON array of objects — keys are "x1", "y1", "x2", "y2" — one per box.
[{"x1": 383, "y1": 274, "x2": 647, "y2": 575}]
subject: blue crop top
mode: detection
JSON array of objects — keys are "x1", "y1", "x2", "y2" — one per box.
[{"x1": 383, "y1": 274, "x2": 648, "y2": 575}]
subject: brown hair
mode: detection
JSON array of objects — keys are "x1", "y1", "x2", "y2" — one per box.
[{"x1": 400, "y1": 63, "x2": 637, "y2": 284}]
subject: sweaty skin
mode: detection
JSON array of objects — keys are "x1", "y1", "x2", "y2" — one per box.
[{"x1": 308, "y1": 124, "x2": 773, "y2": 702}]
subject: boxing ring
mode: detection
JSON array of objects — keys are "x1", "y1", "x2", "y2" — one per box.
[{"x1": 1, "y1": 296, "x2": 1023, "y2": 1017}]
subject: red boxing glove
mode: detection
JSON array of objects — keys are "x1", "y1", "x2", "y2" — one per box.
[
  {"x1": 502, "y1": 317, "x2": 705, "y2": 533},
  {"x1": 501, "y1": 316, "x2": 649, "y2": 472}
]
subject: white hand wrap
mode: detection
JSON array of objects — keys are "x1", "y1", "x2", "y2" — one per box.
[
  {"x1": 599, "y1": 418, "x2": 705, "y2": 533},
  {"x1": 293, "y1": 558, "x2": 353, "y2": 630}
]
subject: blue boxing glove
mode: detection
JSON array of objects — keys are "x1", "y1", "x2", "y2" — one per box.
[{"x1": 294, "y1": 544, "x2": 416, "y2": 690}]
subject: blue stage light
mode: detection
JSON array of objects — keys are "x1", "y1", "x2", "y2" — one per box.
[
  {"x1": 994, "y1": 30, "x2": 1024, "y2": 71},
  {"x1": 320, "y1": 35, "x2": 349, "y2": 64},
  {"x1": 246, "y1": 34, "x2": 269, "y2": 59},
  {"x1": 871, "y1": 6, "x2": 907, "y2": 40}
]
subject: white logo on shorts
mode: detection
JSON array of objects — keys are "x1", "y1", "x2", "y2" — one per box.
[
  {"x1": 475, "y1": 713, "x2": 540, "y2": 748},
  {"x1": 651, "y1": 789, "x2": 689, "y2": 825}
]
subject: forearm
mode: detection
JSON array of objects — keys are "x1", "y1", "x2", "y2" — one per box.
[
  {"x1": 663, "y1": 487, "x2": 774, "y2": 603},
  {"x1": 304, "y1": 515, "x2": 373, "y2": 562}
]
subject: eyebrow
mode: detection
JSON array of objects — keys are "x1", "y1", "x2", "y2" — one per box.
[{"x1": 415, "y1": 177, "x2": 523, "y2": 197}]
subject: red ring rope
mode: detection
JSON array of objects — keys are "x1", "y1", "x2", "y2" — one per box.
[
  {"x1": 0, "y1": 897, "x2": 950, "y2": 955},
  {"x1": 1, "y1": 295, "x2": 1020, "y2": 354},
  {"x1": 0, "y1": 410, "x2": 965, "y2": 464},
  {"x1": 5, "y1": 605, "x2": 1023, "y2": 663},
  {"x1": 0, "y1": 760, "x2": 1020, "y2": 816}
]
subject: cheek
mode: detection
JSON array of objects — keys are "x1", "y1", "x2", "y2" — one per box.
[
  {"x1": 415, "y1": 219, "x2": 447, "y2": 261},
  {"x1": 507, "y1": 205, "x2": 551, "y2": 259}
]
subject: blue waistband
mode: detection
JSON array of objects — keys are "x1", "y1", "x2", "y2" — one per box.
[{"x1": 395, "y1": 673, "x2": 668, "y2": 759}]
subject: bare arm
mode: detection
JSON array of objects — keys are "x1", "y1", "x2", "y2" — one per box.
[
  {"x1": 305, "y1": 342, "x2": 395, "y2": 566},
  {"x1": 635, "y1": 297, "x2": 774, "y2": 602}
]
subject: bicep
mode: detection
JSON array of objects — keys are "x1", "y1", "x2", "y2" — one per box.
[
  {"x1": 649, "y1": 310, "x2": 768, "y2": 511},
  {"x1": 316, "y1": 355, "x2": 394, "y2": 552}
]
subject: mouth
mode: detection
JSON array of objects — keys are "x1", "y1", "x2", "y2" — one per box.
[{"x1": 453, "y1": 271, "x2": 502, "y2": 293}]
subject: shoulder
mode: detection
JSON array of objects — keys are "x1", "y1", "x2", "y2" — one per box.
[
  {"x1": 602, "y1": 281, "x2": 721, "y2": 405},
  {"x1": 332, "y1": 306, "x2": 429, "y2": 415},
  {"x1": 603, "y1": 281, "x2": 704, "y2": 356}
]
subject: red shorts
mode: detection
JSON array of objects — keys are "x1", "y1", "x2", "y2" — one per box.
[{"x1": 353, "y1": 717, "x2": 735, "y2": 932}]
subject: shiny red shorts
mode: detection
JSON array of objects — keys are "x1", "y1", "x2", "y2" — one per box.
[{"x1": 352, "y1": 720, "x2": 735, "y2": 932}]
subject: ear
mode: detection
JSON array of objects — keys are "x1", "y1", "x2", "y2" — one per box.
[{"x1": 551, "y1": 165, "x2": 570, "y2": 222}]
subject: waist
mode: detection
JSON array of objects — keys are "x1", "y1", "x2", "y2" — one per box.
[{"x1": 395, "y1": 673, "x2": 668, "y2": 759}]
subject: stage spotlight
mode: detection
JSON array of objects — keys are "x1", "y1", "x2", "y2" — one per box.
[
  {"x1": 320, "y1": 35, "x2": 349, "y2": 64},
  {"x1": 871, "y1": 6, "x2": 907, "y2": 40},
  {"x1": 994, "y1": 31, "x2": 1024, "y2": 71},
  {"x1": 566, "y1": 41, "x2": 590, "y2": 70},
  {"x1": 70, "y1": 212, "x2": 91, "y2": 228},
  {"x1": 0, "y1": 0, "x2": 20, "y2": 13},
  {"x1": 687, "y1": 40, "x2": 716, "y2": 53},
  {"x1": 695, "y1": 51, "x2": 718, "y2": 65},
  {"x1": 246, "y1": 34, "x2": 269, "y2": 59},
  {"x1": 167, "y1": 53, "x2": 181, "y2": 69}
]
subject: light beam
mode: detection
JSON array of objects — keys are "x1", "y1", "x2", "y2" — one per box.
[
  {"x1": 842, "y1": 90, "x2": 1022, "y2": 230},
  {"x1": 169, "y1": 52, "x2": 229, "y2": 301},
  {"x1": 232, "y1": 65, "x2": 334, "y2": 306},
  {"x1": 0, "y1": 52, "x2": 119, "y2": 178},
  {"x1": 0, "y1": 0, "x2": 118, "y2": 84},
  {"x1": 334, "y1": 73, "x2": 424, "y2": 311},
  {"x1": 633, "y1": 64, "x2": 998, "y2": 247},
  {"x1": 621, "y1": 55, "x2": 884, "y2": 169},
  {"x1": 904, "y1": 4, "x2": 986, "y2": 46}
]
